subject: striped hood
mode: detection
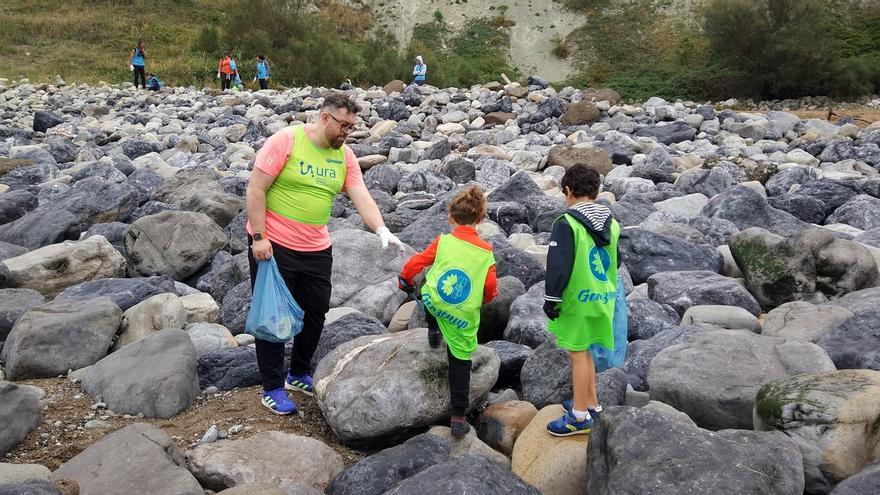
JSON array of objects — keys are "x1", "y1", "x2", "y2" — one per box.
[{"x1": 566, "y1": 201, "x2": 613, "y2": 246}]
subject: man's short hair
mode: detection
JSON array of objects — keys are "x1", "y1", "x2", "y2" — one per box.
[
  {"x1": 322, "y1": 93, "x2": 359, "y2": 115},
  {"x1": 560, "y1": 164, "x2": 601, "y2": 199}
]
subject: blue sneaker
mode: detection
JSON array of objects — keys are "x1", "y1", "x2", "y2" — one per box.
[
  {"x1": 547, "y1": 411, "x2": 593, "y2": 437},
  {"x1": 261, "y1": 388, "x2": 297, "y2": 415},
  {"x1": 285, "y1": 373, "x2": 314, "y2": 396},
  {"x1": 562, "y1": 400, "x2": 602, "y2": 422}
]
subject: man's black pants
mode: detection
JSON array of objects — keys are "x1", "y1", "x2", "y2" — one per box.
[
  {"x1": 248, "y1": 238, "x2": 332, "y2": 391},
  {"x1": 427, "y1": 313, "x2": 472, "y2": 416},
  {"x1": 259, "y1": 78, "x2": 269, "y2": 90},
  {"x1": 133, "y1": 65, "x2": 146, "y2": 89}
]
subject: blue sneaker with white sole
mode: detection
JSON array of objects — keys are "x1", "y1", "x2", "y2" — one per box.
[
  {"x1": 562, "y1": 400, "x2": 602, "y2": 422},
  {"x1": 285, "y1": 373, "x2": 314, "y2": 396},
  {"x1": 261, "y1": 388, "x2": 297, "y2": 415},
  {"x1": 547, "y1": 411, "x2": 593, "y2": 436}
]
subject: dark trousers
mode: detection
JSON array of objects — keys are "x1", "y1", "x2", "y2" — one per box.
[
  {"x1": 221, "y1": 73, "x2": 232, "y2": 90},
  {"x1": 259, "y1": 78, "x2": 269, "y2": 90},
  {"x1": 133, "y1": 65, "x2": 146, "y2": 89},
  {"x1": 248, "y1": 238, "x2": 332, "y2": 391},
  {"x1": 427, "y1": 313, "x2": 472, "y2": 416}
]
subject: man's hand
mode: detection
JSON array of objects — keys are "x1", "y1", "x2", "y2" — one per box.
[
  {"x1": 377, "y1": 226, "x2": 404, "y2": 252},
  {"x1": 251, "y1": 238, "x2": 273, "y2": 261},
  {"x1": 543, "y1": 300, "x2": 561, "y2": 320}
]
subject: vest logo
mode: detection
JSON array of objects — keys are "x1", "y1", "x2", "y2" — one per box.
[
  {"x1": 437, "y1": 268, "x2": 471, "y2": 305},
  {"x1": 299, "y1": 160, "x2": 338, "y2": 179},
  {"x1": 589, "y1": 246, "x2": 611, "y2": 282}
]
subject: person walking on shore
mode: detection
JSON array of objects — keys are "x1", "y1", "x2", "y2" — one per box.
[
  {"x1": 412, "y1": 55, "x2": 427, "y2": 86},
  {"x1": 255, "y1": 53, "x2": 271, "y2": 90},
  {"x1": 218, "y1": 51, "x2": 235, "y2": 91},
  {"x1": 129, "y1": 40, "x2": 147, "y2": 89}
]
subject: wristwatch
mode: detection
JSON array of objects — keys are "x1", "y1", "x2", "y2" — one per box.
[{"x1": 253, "y1": 232, "x2": 264, "y2": 241}]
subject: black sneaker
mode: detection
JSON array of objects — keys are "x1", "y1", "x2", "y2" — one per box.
[
  {"x1": 451, "y1": 416, "x2": 470, "y2": 438},
  {"x1": 428, "y1": 327, "x2": 441, "y2": 348}
]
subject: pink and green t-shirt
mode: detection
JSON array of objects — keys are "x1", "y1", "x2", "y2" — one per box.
[{"x1": 246, "y1": 125, "x2": 364, "y2": 251}]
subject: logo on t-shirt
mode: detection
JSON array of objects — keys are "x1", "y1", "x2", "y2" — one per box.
[
  {"x1": 437, "y1": 268, "x2": 472, "y2": 305},
  {"x1": 589, "y1": 246, "x2": 611, "y2": 282}
]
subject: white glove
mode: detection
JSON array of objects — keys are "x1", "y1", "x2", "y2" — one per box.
[
  {"x1": 129, "y1": 65, "x2": 134, "y2": 72},
  {"x1": 253, "y1": 77, "x2": 257, "y2": 83},
  {"x1": 377, "y1": 226, "x2": 404, "y2": 252},
  {"x1": 217, "y1": 72, "x2": 221, "y2": 79}
]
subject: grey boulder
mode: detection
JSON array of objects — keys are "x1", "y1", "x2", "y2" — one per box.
[
  {"x1": 647, "y1": 270, "x2": 761, "y2": 316},
  {"x1": 0, "y1": 381, "x2": 43, "y2": 456}
]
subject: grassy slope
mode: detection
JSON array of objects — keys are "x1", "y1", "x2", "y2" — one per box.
[{"x1": 0, "y1": 0, "x2": 224, "y2": 86}]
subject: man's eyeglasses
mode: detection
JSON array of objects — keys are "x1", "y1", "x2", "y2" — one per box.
[{"x1": 327, "y1": 113, "x2": 356, "y2": 133}]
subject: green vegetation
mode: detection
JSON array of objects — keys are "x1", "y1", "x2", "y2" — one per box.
[{"x1": 561, "y1": 0, "x2": 880, "y2": 101}]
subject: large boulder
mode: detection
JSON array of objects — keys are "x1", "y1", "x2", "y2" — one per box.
[
  {"x1": 313, "y1": 329, "x2": 499, "y2": 448},
  {"x1": 51, "y1": 423, "x2": 202, "y2": 495},
  {"x1": 32, "y1": 111, "x2": 64, "y2": 133},
  {"x1": 623, "y1": 325, "x2": 702, "y2": 391},
  {"x1": 329, "y1": 229, "x2": 411, "y2": 324},
  {"x1": 112, "y1": 293, "x2": 187, "y2": 350},
  {"x1": 561, "y1": 101, "x2": 599, "y2": 126},
  {"x1": 619, "y1": 228, "x2": 723, "y2": 284},
  {"x1": 2, "y1": 297, "x2": 122, "y2": 380},
  {"x1": 197, "y1": 346, "x2": 260, "y2": 391},
  {"x1": 0, "y1": 381, "x2": 42, "y2": 456},
  {"x1": 762, "y1": 301, "x2": 854, "y2": 342},
  {"x1": 310, "y1": 311, "x2": 388, "y2": 370},
  {"x1": 545, "y1": 144, "x2": 613, "y2": 174},
  {"x1": 647, "y1": 270, "x2": 761, "y2": 316},
  {"x1": 830, "y1": 460, "x2": 880, "y2": 495},
  {"x1": 648, "y1": 330, "x2": 836, "y2": 430},
  {"x1": 81, "y1": 329, "x2": 200, "y2": 419},
  {"x1": 124, "y1": 210, "x2": 228, "y2": 280},
  {"x1": 626, "y1": 298, "x2": 680, "y2": 341},
  {"x1": 383, "y1": 454, "x2": 540, "y2": 495},
  {"x1": 587, "y1": 404, "x2": 805, "y2": 495},
  {"x1": 425, "y1": 425, "x2": 509, "y2": 468},
  {"x1": 702, "y1": 185, "x2": 809, "y2": 237},
  {"x1": 1, "y1": 236, "x2": 126, "y2": 297},
  {"x1": 817, "y1": 308, "x2": 880, "y2": 371},
  {"x1": 633, "y1": 121, "x2": 696, "y2": 145},
  {"x1": 631, "y1": 147, "x2": 676, "y2": 184},
  {"x1": 511, "y1": 405, "x2": 588, "y2": 495},
  {"x1": 186, "y1": 322, "x2": 237, "y2": 357},
  {"x1": 0, "y1": 289, "x2": 45, "y2": 342},
  {"x1": 484, "y1": 340, "x2": 532, "y2": 389},
  {"x1": 151, "y1": 169, "x2": 244, "y2": 227},
  {"x1": 730, "y1": 227, "x2": 879, "y2": 310},
  {"x1": 681, "y1": 305, "x2": 761, "y2": 332},
  {"x1": 477, "y1": 400, "x2": 537, "y2": 456},
  {"x1": 54, "y1": 276, "x2": 177, "y2": 311},
  {"x1": 755, "y1": 370, "x2": 880, "y2": 494},
  {"x1": 187, "y1": 432, "x2": 343, "y2": 493},
  {"x1": 503, "y1": 282, "x2": 548, "y2": 349},
  {"x1": 479, "y1": 276, "x2": 525, "y2": 342},
  {"x1": 0, "y1": 190, "x2": 38, "y2": 225},
  {"x1": 0, "y1": 479, "x2": 69, "y2": 495}
]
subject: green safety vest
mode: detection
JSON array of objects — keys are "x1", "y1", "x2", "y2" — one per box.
[
  {"x1": 548, "y1": 213, "x2": 620, "y2": 351},
  {"x1": 421, "y1": 234, "x2": 496, "y2": 360},
  {"x1": 265, "y1": 126, "x2": 347, "y2": 225}
]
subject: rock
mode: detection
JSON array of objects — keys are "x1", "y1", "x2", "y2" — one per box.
[
  {"x1": 633, "y1": 121, "x2": 696, "y2": 145},
  {"x1": 503, "y1": 282, "x2": 548, "y2": 348},
  {"x1": 619, "y1": 228, "x2": 723, "y2": 285},
  {"x1": 681, "y1": 305, "x2": 761, "y2": 332},
  {"x1": 0, "y1": 479, "x2": 73, "y2": 495},
  {"x1": 561, "y1": 101, "x2": 599, "y2": 126},
  {"x1": 55, "y1": 276, "x2": 177, "y2": 311},
  {"x1": 0, "y1": 190, "x2": 38, "y2": 224},
  {"x1": 0, "y1": 209, "x2": 80, "y2": 250},
  {"x1": 546, "y1": 144, "x2": 613, "y2": 174},
  {"x1": 484, "y1": 340, "x2": 532, "y2": 389},
  {"x1": 180, "y1": 292, "x2": 220, "y2": 323},
  {"x1": 768, "y1": 193, "x2": 827, "y2": 223},
  {"x1": 197, "y1": 346, "x2": 259, "y2": 391},
  {"x1": 2, "y1": 297, "x2": 121, "y2": 380},
  {"x1": 755, "y1": 370, "x2": 880, "y2": 494},
  {"x1": 383, "y1": 454, "x2": 540, "y2": 495},
  {"x1": 375, "y1": 98, "x2": 411, "y2": 122},
  {"x1": 795, "y1": 180, "x2": 861, "y2": 218},
  {"x1": 0, "y1": 241, "x2": 27, "y2": 262},
  {"x1": 647, "y1": 270, "x2": 762, "y2": 316},
  {"x1": 0, "y1": 463, "x2": 51, "y2": 485},
  {"x1": 479, "y1": 276, "x2": 525, "y2": 343},
  {"x1": 484, "y1": 112, "x2": 516, "y2": 126},
  {"x1": 626, "y1": 298, "x2": 680, "y2": 341},
  {"x1": 477, "y1": 400, "x2": 537, "y2": 456},
  {"x1": 426, "y1": 425, "x2": 509, "y2": 468},
  {"x1": 610, "y1": 193, "x2": 656, "y2": 227},
  {"x1": 81, "y1": 329, "x2": 199, "y2": 418},
  {"x1": 313, "y1": 329, "x2": 500, "y2": 448},
  {"x1": 215, "y1": 484, "x2": 293, "y2": 495},
  {"x1": 1, "y1": 236, "x2": 126, "y2": 297},
  {"x1": 512, "y1": 405, "x2": 588, "y2": 495},
  {"x1": 703, "y1": 185, "x2": 808, "y2": 237},
  {"x1": 817, "y1": 308, "x2": 880, "y2": 371},
  {"x1": 521, "y1": 337, "x2": 628, "y2": 409},
  {"x1": 491, "y1": 238, "x2": 546, "y2": 288},
  {"x1": 329, "y1": 229, "x2": 410, "y2": 324},
  {"x1": 766, "y1": 165, "x2": 821, "y2": 196},
  {"x1": 624, "y1": 325, "x2": 701, "y2": 391},
  {"x1": 0, "y1": 289, "x2": 45, "y2": 342},
  {"x1": 186, "y1": 322, "x2": 237, "y2": 357},
  {"x1": 51, "y1": 423, "x2": 202, "y2": 495},
  {"x1": 124, "y1": 210, "x2": 228, "y2": 280},
  {"x1": 310, "y1": 311, "x2": 387, "y2": 370},
  {"x1": 325, "y1": 433, "x2": 450, "y2": 495},
  {"x1": 729, "y1": 227, "x2": 879, "y2": 310},
  {"x1": 653, "y1": 193, "x2": 709, "y2": 219},
  {"x1": 675, "y1": 167, "x2": 736, "y2": 197},
  {"x1": 382, "y1": 80, "x2": 406, "y2": 94},
  {"x1": 826, "y1": 194, "x2": 880, "y2": 231},
  {"x1": 219, "y1": 281, "x2": 251, "y2": 335},
  {"x1": 830, "y1": 459, "x2": 880, "y2": 495},
  {"x1": 0, "y1": 381, "x2": 43, "y2": 456},
  {"x1": 440, "y1": 157, "x2": 476, "y2": 184},
  {"x1": 648, "y1": 330, "x2": 836, "y2": 430},
  {"x1": 762, "y1": 301, "x2": 854, "y2": 342},
  {"x1": 187, "y1": 432, "x2": 343, "y2": 492},
  {"x1": 32, "y1": 111, "x2": 63, "y2": 133},
  {"x1": 112, "y1": 293, "x2": 187, "y2": 351},
  {"x1": 587, "y1": 405, "x2": 805, "y2": 495},
  {"x1": 631, "y1": 147, "x2": 676, "y2": 184}
]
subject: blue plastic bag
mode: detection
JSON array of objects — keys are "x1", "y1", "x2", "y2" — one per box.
[
  {"x1": 590, "y1": 273, "x2": 628, "y2": 372},
  {"x1": 245, "y1": 257, "x2": 304, "y2": 343}
]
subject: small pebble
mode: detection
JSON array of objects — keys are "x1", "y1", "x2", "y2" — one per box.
[
  {"x1": 228, "y1": 424, "x2": 244, "y2": 435},
  {"x1": 200, "y1": 425, "x2": 220, "y2": 444},
  {"x1": 84, "y1": 419, "x2": 109, "y2": 429}
]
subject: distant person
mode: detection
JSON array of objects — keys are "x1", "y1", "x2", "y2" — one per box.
[
  {"x1": 217, "y1": 51, "x2": 235, "y2": 91},
  {"x1": 398, "y1": 185, "x2": 498, "y2": 438},
  {"x1": 255, "y1": 53, "x2": 271, "y2": 90},
  {"x1": 129, "y1": 40, "x2": 147, "y2": 89},
  {"x1": 543, "y1": 164, "x2": 620, "y2": 437},
  {"x1": 232, "y1": 73, "x2": 243, "y2": 92},
  {"x1": 412, "y1": 55, "x2": 427, "y2": 86},
  {"x1": 145, "y1": 72, "x2": 162, "y2": 91}
]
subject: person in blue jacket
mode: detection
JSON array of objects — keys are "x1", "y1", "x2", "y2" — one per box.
[
  {"x1": 145, "y1": 72, "x2": 162, "y2": 91},
  {"x1": 129, "y1": 40, "x2": 147, "y2": 89},
  {"x1": 255, "y1": 53, "x2": 271, "y2": 90},
  {"x1": 412, "y1": 55, "x2": 427, "y2": 86}
]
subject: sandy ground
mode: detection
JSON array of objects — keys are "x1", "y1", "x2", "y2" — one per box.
[
  {"x1": 6, "y1": 378, "x2": 365, "y2": 471},
  {"x1": 792, "y1": 108, "x2": 880, "y2": 127}
]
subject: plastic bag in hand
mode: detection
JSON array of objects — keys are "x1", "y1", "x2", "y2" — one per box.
[
  {"x1": 590, "y1": 272, "x2": 628, "y2": 372},
  {"x1": 245, "y1": 257, "x2": 304, "y2": 343}
]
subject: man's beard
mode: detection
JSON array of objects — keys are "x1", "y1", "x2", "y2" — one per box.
[{"x1": 331, "y1": 137, "x2": 346, "y2": 149}]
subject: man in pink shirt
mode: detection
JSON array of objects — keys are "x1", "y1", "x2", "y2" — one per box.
[{"x1": 246, "y1": 93, "x2": 403, "y2": 415}]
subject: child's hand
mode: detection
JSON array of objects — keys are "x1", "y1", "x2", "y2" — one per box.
[
  {"x1": 397, "y1": 275, "x2": 412, "y2": 292},
  {"x1": 543, "y1": 300, "x2": 561, "y2": 320}
]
